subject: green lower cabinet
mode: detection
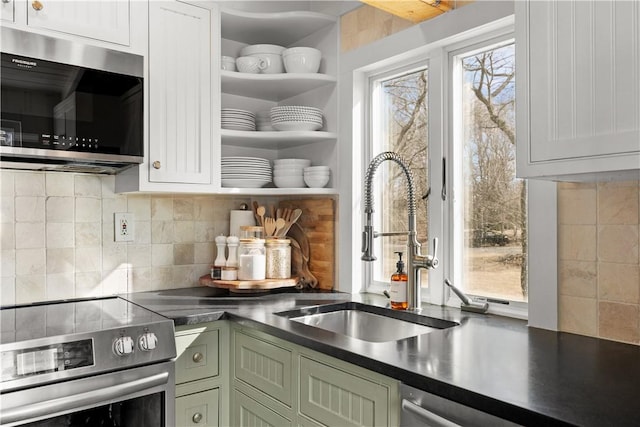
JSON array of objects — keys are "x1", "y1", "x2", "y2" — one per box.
[
  {"x1": 233, "y1": 389, "x2": 292, "y2": 427},
  {"x1": 176, "y1": 388, "x2": 219, "y2": 427},
  {"x1": 231, "y1": 327, "x2": 400, "y2": 427},
  {"x1": 299, "y1": 356, "x2": 390, "y2": 427}
]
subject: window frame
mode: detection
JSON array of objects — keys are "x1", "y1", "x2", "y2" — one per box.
[
  {"x1": 343, "y1": 4, "x2": 557, "y2": 327},
  {"x1": 446, "y1": 33, "x2": 528, "y2": 318},
  {"x1": 365, "y1": 60, "x2": 432, "y2": 297}
]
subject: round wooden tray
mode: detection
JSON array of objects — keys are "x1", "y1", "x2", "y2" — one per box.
[{"x1": 199, "y1": 275, "x2": 298, "y2": 293}]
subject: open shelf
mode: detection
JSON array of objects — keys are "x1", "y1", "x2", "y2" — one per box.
[
  {"x1": 221, "y1": 129, "x2": 337, "y2": 149},
  {"x1": 217, "y1": 187, "x2": 337, "y2": 196},
  {"x1": 221, "y1": 71, "x2": 336, "y2": 101},
  {"x1": 220, "y1": 9, "x2": 336, "y2": 46}
]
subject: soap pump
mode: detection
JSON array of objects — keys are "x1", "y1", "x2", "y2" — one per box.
[{"x1": 390, "y1": 252, "x2": 408, "y2": 310}]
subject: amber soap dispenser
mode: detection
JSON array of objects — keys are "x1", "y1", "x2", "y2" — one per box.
[{"x1": 390, "y1": 252, "x2": 408, "y2": 310}]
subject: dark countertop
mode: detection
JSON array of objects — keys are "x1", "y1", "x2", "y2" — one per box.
[{"x1": 125, "y1": 287, "x2": 640, "y2": 427}]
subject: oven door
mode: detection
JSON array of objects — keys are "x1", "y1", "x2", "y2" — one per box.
[{"x1": 0, "y1": 361, "x2": 174, "y2": 427}]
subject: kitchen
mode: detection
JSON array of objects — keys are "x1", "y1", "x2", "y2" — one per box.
[{"x1": 1, "y1": 0, "x2": 640, "y2": 426}]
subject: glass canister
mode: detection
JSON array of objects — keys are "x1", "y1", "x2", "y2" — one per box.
[
  {"x1": 240, "y1": 226, "x2": 264, "y2": 240},
  {"x1": 238, "y1": 238, "x2": 266, "y2": 281},
  {"x1": 266, "y1": 238, "x2": 291, "y2": 279}
]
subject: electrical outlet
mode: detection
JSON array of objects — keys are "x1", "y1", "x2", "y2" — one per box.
[{"x1": 114, "y1": 213, "x2": 135, "y2": 242}]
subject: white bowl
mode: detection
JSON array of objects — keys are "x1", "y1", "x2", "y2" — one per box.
[
  {"x1": 221, "y1": 56, "x2": 236, "y2": 71},
  {"x1": 236, "y1": 56, "x2": 267, "y2": 74},
  {"x1": 282, "y1": 47, "x2": 321, "y2": 73},
  {"x1": 240, "y1": 44, "x2": 286, "y2": 56},
  {"x1": 274, "y1": 175, "x2": 305, "y2": 188},
  {"x1": 304, "y1": 174, "x2": 330, "y2": 188},
  {"x1": 274, "y1": 172, "x2": 304, "y2": 178},
  {"x1": 304, "y1": 166, "x2": 330, "y2": 173},
  {"x1": 273, "y1": 159, "x2": 311, "y2": 167}
]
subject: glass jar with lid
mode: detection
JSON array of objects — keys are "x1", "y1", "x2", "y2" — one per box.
[
  {"x1": 240, "y1": 226, "x2": 264, "y2": 240},
  {"x1": 265, "y1": 238, "x2": 291, "y2": 279},
  {"x1": 238, "y1": 238, "x2": 266, "y2": 281}
]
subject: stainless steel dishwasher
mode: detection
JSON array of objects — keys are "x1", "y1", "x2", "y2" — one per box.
[{"x1": 400, "y1": 383, "x2": 521, "y2": 427}]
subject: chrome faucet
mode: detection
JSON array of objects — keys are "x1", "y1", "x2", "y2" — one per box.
[{"x1": 362, "y1": 151, "x2": 438, "y2": 312}]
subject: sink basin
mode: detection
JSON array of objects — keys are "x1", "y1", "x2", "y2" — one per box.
[{"x1": 276, "y1": 302, "x2": 458, "y2": 343}]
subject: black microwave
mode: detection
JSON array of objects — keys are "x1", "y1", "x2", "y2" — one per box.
[{"x1": 0, "y1": 28, "x2": 143, "y2": 173}]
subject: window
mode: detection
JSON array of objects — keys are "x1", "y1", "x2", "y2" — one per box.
[
  {"x1": 451, "y1": 39, "x2": 527, "y2": 305},
  {"x1": 368, "y1": 63, "x2": 430, "y2": 292},
  {"x1": 366, "y1": 34, "x2": 528, "y2": 314}
]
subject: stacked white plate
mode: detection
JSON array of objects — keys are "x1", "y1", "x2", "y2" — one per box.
[
  {"x1": 256, "y1": 110, "x2": 274, "y2": 131},
  {"x1": 221, "y1": 157, "x2": 271, "y2": 188},
  {"x1": 272, "y1": 158, "x2": 311, "y2": 188},
  {"x1": 270, "y1": 106, "x2": 323, "y2": 131},
  {"x1": 222, "y1": 108, "x2": 256, "y2": 131},
  {"x1": 304, "y1": 166, "x2": 330, "y2": 188}
]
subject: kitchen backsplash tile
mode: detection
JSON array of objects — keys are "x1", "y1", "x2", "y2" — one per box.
[
  {"x1": 558, "y1": 181, "x2": 640, "y2": 345},
  {"x1": 1, "y1": 170, "x2": 249, "y2": 304},
  {"x1": 559, "y1": 295, "x2": 598, "y2": 336}
]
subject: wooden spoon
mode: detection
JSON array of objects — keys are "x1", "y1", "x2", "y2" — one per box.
[
  {"x1": 274, "y1": 218, "x2": 286, "y2": 237},
  {"x1": 256, "y1": 206, "x2": 266, "y2": 227}
]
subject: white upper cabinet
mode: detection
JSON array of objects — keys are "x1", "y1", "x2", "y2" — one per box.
[
  {"x1": 148, "y1": 1, "x2": 212, "y2": 185},
  {"x1": 1, "y1": 0, "x2": 15, "y2": 23},
  {"x1": 516, "y1": 0, "x2": 640, "y2": 180},
  {"x1": 26, "y1": 0, "x2": 130, "y2": 45},
  {"x1": 3, "y1": 0, "x2": 146, "y2": 54}
]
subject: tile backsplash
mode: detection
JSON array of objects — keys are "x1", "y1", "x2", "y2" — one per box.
[
  {"x1": 558, "y1": 181, "x2": 640, "y2": 345},
  {"x1": 1, "y1": 170, "x2": 250, "y2": 305}
]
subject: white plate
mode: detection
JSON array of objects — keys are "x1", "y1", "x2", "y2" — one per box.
[
  {"x1": 272, "y1": 121, "x2": 322, "y2": 131},
  {"x1": 222, "y1": 179, "x2": 270, "y2": 188},
  {"x1": 222, "y1": 108, "x2": 255, "y2": 115}
]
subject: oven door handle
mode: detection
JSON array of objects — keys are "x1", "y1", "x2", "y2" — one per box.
[
  {"x1": 402, "y1": 399, "x2": 461, "y2": 427},
  {"x1": 1, "y1": 372, "x2": 169, "y2": 425}
]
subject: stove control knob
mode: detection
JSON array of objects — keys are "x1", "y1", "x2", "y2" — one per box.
[
  {"x1": 138, "y1": 332, "x2": 158, "y2": 351},
  {"x1": 113, "y1": 336, "x2": 134, "y2": 356}
]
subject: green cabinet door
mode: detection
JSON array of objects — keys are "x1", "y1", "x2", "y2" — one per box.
[
  {"x1": 233, "y1": 389, "x2": 292, "y2": 427},
  {"x1": 299, "y1": 356, "x2": 390, "y2": 427}
]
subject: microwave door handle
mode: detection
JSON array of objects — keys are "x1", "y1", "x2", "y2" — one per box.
[
  {"x1": 1, "y1": 372, "x2": 169, "y2": 425},
  {"x1": 402, "y1": 399, "x2": 461, "y2": 427}
]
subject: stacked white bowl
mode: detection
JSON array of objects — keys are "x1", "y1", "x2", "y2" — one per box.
[
  {"x1": 272, "y1": 158, "x2": 311, "y2": 188},
  {"x1": 270, "y1": 106, "x2": 323, "y2": 131},
  {"x1": 303, "y1": 166, "x2": 330, "y2": 188},
  {"x1": 282, "y1": 47, "x2": 321, "y2": 73}
]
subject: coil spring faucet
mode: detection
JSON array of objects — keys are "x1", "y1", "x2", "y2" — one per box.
[{"x1": 362, "y1": 151, "x2": 438, "y2": 312}]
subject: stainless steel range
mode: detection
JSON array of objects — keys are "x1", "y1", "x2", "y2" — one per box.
[{"x1": 0, "y1": 297, "x2": 176, "y2": 426}]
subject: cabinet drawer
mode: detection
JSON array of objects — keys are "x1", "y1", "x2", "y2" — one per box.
[
  {"x1": 176, "y1": 330, "x2": 219, "y2": 384},
  {"x1": 176, "y1": 388, "x2": 219, "y2": 427},
  {"x1": 234, "y1": 331, "x2": 292, "y2": 406},
  {"x1": 299, "y1": 356, "x2": 390, "y2": 427},
  {"x1": 233, "y1": 389, "x2": 292, "y2": 427}
]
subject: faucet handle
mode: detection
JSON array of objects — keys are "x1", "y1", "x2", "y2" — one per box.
[{"x1": 428, "y1": 237, "x2": 439, "y2": 268}]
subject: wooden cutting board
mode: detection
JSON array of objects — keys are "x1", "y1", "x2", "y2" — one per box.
[{"x1": 279, "y1": 198, "x2": 335, "y2": 290}]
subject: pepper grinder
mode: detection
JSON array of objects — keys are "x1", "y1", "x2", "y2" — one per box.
[
  {"x1": 212, "y1": 235, "x2": 227, "y2": 280},
  {"x1": 226, "y1": 236, "x2": 239, "y2": 268},
  {"x1": 223, "y1": 235, "x2": 240, "y2": 281}
]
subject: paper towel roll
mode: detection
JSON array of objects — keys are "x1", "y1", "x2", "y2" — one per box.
[{"x1": 230, "y1": 210, "x2": 255, "y2": 237}]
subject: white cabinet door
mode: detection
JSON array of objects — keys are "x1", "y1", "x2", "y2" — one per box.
[
  {"x1": 516, "y1": 0, "x2": 640, "y2": 179},
  {"x1": 1, "y1": 0, "x2": 15, "y2": 23},
  {"x1": 26, "y1": 0, "x2": 130, "y2": 45},
  {"x1": 148, "y1": 1, "x2": 212, "y2": 185}
]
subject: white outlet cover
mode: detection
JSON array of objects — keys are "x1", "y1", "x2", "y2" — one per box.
[{"x1": 114, "y1": 213, "x2": 135, "y2": 242}]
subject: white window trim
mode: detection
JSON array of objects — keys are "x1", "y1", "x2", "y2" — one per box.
[{"x1": 338, "y1": 2, "x2": 558, "y2": 329}]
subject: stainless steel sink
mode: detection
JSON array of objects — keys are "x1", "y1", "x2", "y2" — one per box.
[{"x1": 277, "y1": 303, "x2": 458, "y2": 343}]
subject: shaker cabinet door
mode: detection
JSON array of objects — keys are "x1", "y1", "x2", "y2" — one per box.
[
  {"x1": 148, "y1": 1, "x2": 212, "y2": 185},
  {"x1": 516, "y1": 0, "x2": 640, "y2": 178},
  {"x1": 26, "y1": 0, "x2": 130, "y2": 45}
]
